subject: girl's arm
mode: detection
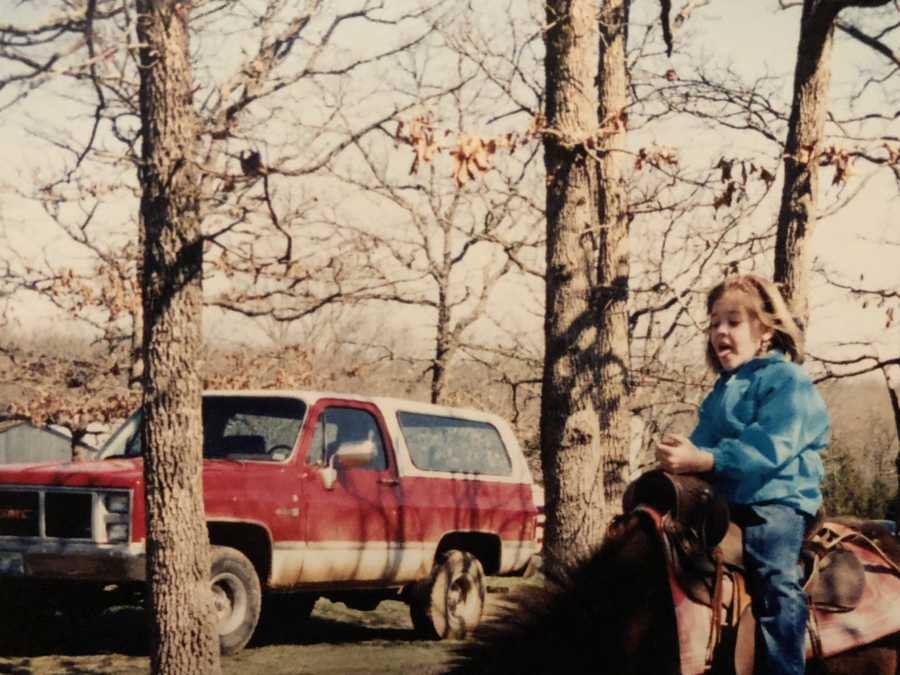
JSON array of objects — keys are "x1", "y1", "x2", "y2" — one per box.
[
  {"x1": 701, "y1": 365, "x2": 829, "y2": 480},
  {"x1": 689, "y1": 396, "x2": 717, "y2": 448},
  {"x1": 656, "y1": 434, "x2": 714, "y2": 474}
]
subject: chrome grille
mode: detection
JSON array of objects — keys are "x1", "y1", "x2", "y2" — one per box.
[{"x1": 0, "y1": 488, "x2": 126, "y2": 541}]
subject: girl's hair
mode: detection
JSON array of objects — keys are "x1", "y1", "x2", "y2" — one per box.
[{"x1": 705, "y1": 273, "x2": 804, "y2": 372}]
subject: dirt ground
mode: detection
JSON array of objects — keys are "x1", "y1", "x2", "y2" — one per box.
[{"x1": 0, "y1": 579, "x2": 525, "y2": 675}]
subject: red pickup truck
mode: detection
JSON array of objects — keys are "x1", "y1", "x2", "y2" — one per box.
[{"x1": 0, "y1": 391, "x2": 541, "y2": 653}]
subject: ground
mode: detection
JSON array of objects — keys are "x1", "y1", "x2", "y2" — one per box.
[{"x1": 0, "y1": 578, "x2": 525, "y2": 675}]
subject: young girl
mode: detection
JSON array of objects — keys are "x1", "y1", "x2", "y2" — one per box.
[{"x1": 655, "y1": 273, "x2": 830, "y2": 675}]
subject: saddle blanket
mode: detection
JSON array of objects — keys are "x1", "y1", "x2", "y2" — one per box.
[{"x1": 652, "y1": 513, "x2": 900, "y2": 674}]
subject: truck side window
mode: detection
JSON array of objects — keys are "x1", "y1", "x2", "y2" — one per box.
[
  {"x1": 397, "y1": 412, "x2": 512, "y2": 475},
  {"x1": 306, "y1": 407, "x2": 387, "y2": 470}
]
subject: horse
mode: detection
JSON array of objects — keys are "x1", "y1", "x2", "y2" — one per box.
[{"x1": 443, "y1": 501, "x2": 900, "y2": 675}]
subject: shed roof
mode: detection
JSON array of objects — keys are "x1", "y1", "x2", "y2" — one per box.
[{"x1": 0, "y1": 420, "x2": 97, "y2": 451}]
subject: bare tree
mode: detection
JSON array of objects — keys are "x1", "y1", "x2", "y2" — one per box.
[
  {"x1": 772, "y1": 0, "x2": 899, "y2": 527},
  {"x1": 1, "y1": 1, "x2": 446, "y2": 669},
  {"x1": 135, "y1": 2, "x2": 220, "y2": 671},
  {"x1": 540, "y1": 0, "x2": 608, "y2": 571},
  {"x1": 774, "y1": 0, "x2": 892, "y2": 325},
  {"x1": 622, "y1": 1, "x2": 899, "y2": 477},
  {"x1": 594, "y1": 0, "x2": 632, "y2": 510},
  {"x1": 0, "y1": 0, "x2": 446, "y2": 354},
  {"x1": 331, "y1": 69, "x2": 544, "y2": 403}
]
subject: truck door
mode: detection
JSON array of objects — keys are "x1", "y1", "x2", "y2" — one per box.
[{"x1": 296, "y1": 401, "x2": 404, "y2": 584}]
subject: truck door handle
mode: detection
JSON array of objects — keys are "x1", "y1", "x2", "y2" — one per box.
[{"x1": 377, "y1": 477, "x2": 399, "y2": 487}]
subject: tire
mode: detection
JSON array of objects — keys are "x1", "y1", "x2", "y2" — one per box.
[
  {"x1": 210, "y1": 546, "x2": 262, "y2": 656},
  {"x1": 409, "y1": 550, "x2": 485, "y2": 640}
]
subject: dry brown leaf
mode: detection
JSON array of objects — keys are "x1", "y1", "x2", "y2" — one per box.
[{"x1": 713, "y1": 182, "x2": 736, "y2": 212}]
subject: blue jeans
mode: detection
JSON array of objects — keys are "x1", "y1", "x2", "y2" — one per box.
[{"x1": 737, "y1": 503, "x2": 810, "y2": 675}]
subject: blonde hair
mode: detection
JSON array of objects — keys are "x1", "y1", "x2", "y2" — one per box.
[{"x1": 704, "y1": 274, "x2": 804, "y2": 372}]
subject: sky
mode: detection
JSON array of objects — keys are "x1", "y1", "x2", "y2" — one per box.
[{"x1": 0, "y1": 0, "x2": 897, "y2": 369}]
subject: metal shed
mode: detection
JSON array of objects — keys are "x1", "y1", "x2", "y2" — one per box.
[{"x1": 0, "y1": 421, "x2": 96, "y2": 464}]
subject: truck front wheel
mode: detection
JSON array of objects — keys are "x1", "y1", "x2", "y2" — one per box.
[
  {"x1": 410, "y1": 549, "x2": 485, "y2": 639},
  {"x1": 210, "y1": 546, "x2": 261, "y2": 655}
]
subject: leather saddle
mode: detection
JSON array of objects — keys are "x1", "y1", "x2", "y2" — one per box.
[
  {"x1": 622, "y1": 469, "x2": 867, "y2": 614},
  {"x1": 623, "y1": 470, "x2": 865, "y2": 624}
]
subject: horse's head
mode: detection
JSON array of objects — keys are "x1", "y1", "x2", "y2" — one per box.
[
  {"x1": 445, "y1": 508, "x2": 679, "y2": 675},
  {"x1": 591, "y1": 509, "x2": 680, "y2": 673}
]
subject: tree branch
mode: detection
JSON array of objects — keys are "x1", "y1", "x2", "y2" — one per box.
[{"x1": 837, "y1": 18, "x2": 900, "y2": 67}]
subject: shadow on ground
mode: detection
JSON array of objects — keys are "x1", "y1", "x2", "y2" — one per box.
[{"x1": 0, "y1": 598, "x2": 428, "y2": 659}]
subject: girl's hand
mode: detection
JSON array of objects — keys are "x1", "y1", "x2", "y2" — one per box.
[{"x1": 655, "y1": 433, "x2": 714, "y2": 474}]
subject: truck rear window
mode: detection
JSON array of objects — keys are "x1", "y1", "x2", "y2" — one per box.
[{"x1": 396, "y1": 412, "x2": 512, "y2": 476}]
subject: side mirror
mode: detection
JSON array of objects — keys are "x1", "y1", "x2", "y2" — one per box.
[
  {"x1": 319, "y1": 438, "x2": 378, "y2": 491},
  {"x1": 336, "y1": 438, "x2": 377, "y2": 468}
]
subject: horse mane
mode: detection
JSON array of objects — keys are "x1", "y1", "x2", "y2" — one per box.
[{"x1": 443, "y1": 511, "x2": 679, "y2": 675}]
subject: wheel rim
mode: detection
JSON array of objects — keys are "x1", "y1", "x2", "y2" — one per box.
[{"x1": 212, "y1": 570, "x2": 248, "y2": 636}]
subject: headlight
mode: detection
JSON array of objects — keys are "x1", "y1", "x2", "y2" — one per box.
[
  {"x1": 105, "y1": 493, "x2": 129, "y2": 514},
  {"x1": 106, "y1": 523, "x2": 130, "y2": 544},
  {"x1": 102, "y1": 492, "x2": 131, "y2": 544}
]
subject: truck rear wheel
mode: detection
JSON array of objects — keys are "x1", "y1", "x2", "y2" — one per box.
[
  {"x1": 210, "y1": 546, "x2": 261, "y2": 655},
  {"x1": 410, "y1": 549, "x2": 485, "y2": 639}
]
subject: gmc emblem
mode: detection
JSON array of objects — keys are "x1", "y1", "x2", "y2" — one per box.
[{"x1": 0, "y1": 508, "x2": 33, "y2": 520}]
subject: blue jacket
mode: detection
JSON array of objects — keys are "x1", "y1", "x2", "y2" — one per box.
[{"x1": 689, "y1": 350, "x2": 829, "y2": 516}]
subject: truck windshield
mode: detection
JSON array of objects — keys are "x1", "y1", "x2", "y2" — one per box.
[
  {"x1": 100, "y1": 396, "x2": 307, "y2": 461},
  {"x1": 100, "y1": 411, "x2": 143, "y2": 458}
]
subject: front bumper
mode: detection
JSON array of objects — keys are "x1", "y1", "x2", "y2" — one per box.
[{"x1": 0, "y1": 542, "x2": 146, "y2": 583}]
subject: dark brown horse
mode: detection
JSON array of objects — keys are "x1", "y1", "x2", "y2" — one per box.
[{"x1": 444, "y1": 509, "x2": 900, "y2": 675}]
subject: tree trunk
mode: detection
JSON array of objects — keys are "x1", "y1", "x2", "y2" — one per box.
[
  {"x1": 595, "y1": 0, "x2": 632, "y2": 512},
  {"x1": 884, "y1": 368, "x2": 900, "y2": 530},
  {"x1": 131, "y1": 226, "x2": 145, "y2": 387},
  {"x1": 136, "y1": 2, "x2": 220, "y2": 673},
  {"x1": 774, "y1": 0, "x2": 838, "y2": 326},
  {"x1": 432, "y1": 284, "x2": 451, "y2": 404},
  {"x1": 540, "y1": 0, "x2": 606, "y2": 574}
]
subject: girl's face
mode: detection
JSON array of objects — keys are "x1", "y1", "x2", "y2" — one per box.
[{"x1": 708, "y1": 291, "x2": 773, "y2": 372}]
